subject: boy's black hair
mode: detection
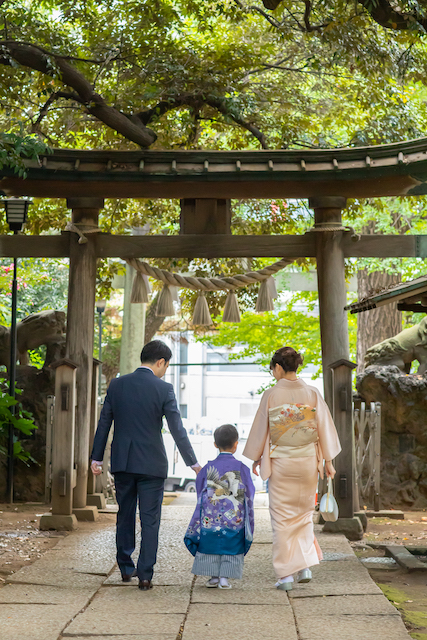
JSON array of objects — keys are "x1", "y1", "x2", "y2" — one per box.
[
  {"x1": 140, "y1": 340, "x2": 172, "y2": 364},
  {"x1": 214, "y1": 424, "x2": 239, "y2": 450}
]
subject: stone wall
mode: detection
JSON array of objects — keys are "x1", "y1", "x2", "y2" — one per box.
[{"x1": 357, "y1": 365, "x2": 427, "y2": 510}]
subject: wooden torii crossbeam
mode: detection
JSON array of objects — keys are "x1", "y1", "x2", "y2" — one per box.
[
  {"x1": 2, "y1": 138, "x2": 427, "y2": 198},
  {"x1": 0, "y1": 231, "x2": 426, "y2": 259}
]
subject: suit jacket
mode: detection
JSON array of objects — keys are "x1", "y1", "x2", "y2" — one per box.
[{"x1": 91, "y1": 367, "x2": 197, "y2": 477}]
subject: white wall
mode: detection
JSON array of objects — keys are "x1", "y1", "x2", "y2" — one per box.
[{"x1": 162, "y1": 335, "x2": 324, "y2": 437}]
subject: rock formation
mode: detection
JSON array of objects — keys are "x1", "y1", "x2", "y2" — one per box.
[
  {"x1": 0, "y1": 309, "x2": 66, "y2": 369},
  {"x1": 364, "y1": 315, "x2": 427, "y2": 373},
  {"x1": 357, "y1": 365, "x2": 427, "y2": 509},
  {"x1": 0, "y1": 310, "x2": 66, "y2": 501}
]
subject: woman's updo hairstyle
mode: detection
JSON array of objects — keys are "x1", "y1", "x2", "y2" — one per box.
[{"x1": 270, "y1": 346, "x2": 303, "y2": 373}]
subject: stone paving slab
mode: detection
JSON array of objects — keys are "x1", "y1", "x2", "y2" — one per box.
[
  {"x1": 292, "y1": 594, "x2": 401, "y2": 617},
  {"x1": 7, "y1": 527, "x2": 116, "y2": 588},
  {"x1": 7, "y1": 566, "x2": 107, "y2": 589},
  {"x1": 104, "y1": 567, "x2": 193, "y2": 587},
  {"x1": 64, "y1": 611, "x2": 185, "y2": 636},
  {"x1": 288, "y1": 581, "x2": 383, "y2": 598},
  {"x1": 182, "y1": 603, "x2": 297, "y2": 640},
  {"x1": 296, "y1": 613, "x2": 411, "y2": 640},
  {"x1": 191, "y1": 576, "x2": 290, "y2": 604},
  {"x1": 0, "y1": 494, "x2": 412, "y2": 640},
  {"x1": 40, "y1": 529, "x2": 116, "y2": 575},
  {"x1": 288, "y1": 563, "x2": 384, "y2": 599},
  {"x1": 385, "y1": 545, "x2": 427, "y2": 572},
  {"x1": 63, "y1": 637, "x2": 176, "y2": 640},
  {"x1": 153, "y1": 570, "x2": 195, "y2": 586},
  {"x1": 90, "y1": 585, "x2": 190, "y2": 613},
  {"x1": 315, "y1": 531, "x2": 356, "y2": 553},
  {"x1": 0, "y1": 583, "x2": 93, "y2": 607},
  {"x1": 0, "y1": 604, "x2": 72, "y2": 640}
]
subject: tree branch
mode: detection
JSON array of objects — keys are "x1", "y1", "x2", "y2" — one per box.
[
  {"x1": 31, "y1": 90, "x2": 83, "y2": 133},
  {"x1": 0, "y1": 40, "x2": 157, "y2": 147},
  {"x1": 134, "y1": 93, "x2": 269, "y2": 149},
  {"x1": 233, "y1": 0, "x2": 281, "y2": 28},
  {"x1": 358, "y1": 0, "x2": 427, "y2": 31},
  {"x1": 302, "y1": 0, "x2": 329, "y2": 32},
  {"x1": 258, "y1": 0, "x2": 427, "y2": 33}
]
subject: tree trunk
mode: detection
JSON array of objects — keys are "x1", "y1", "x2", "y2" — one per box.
[
  {"x1": 144, "y1": 293, "x2": 166, "y2": 345},
  {"x1": 356, "y1": 269, "x2": 402, "y2": 372}
]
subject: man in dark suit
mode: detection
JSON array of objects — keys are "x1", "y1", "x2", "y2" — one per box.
[{"x1": 91, "y1": 340, "x2": 200, "y2": 590}]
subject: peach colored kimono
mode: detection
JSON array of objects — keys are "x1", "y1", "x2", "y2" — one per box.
[{"x1": 243, "y1": 378, "x2": 341, "y2": 579}]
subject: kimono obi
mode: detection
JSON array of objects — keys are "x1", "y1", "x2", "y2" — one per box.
[{"x1": 268, "y1": 403, "x2": 318, "y2": 458}]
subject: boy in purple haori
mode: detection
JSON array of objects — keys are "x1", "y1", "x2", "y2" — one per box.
[{"x1": 184, "y1": 424, "x2": 255, "y2": 589}]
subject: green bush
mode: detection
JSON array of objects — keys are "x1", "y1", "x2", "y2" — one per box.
[{"x1": 0, "y1": 381, "x2": 38, "y2": 465}]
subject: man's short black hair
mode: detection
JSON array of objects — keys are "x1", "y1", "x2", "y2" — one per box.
[
  {"x1": 140, "y1": 340, "x2": 172, "y2": 364},
  {"x1": 214, "y1": 424, "x2": 239, "y2": 450}
]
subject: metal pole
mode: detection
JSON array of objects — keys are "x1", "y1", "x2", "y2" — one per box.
[
  {"x1": 6, "y1": 255, "x2": 18, "y2": 503},
  {"x1": 98, "y1": 310, "x2": 102, "y2": 397}
]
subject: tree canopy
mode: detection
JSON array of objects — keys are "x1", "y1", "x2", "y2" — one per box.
[
  {"x1": 2, "y1": 0, "x2": 427, "y2": 374},
  {"x1": 1, "y1": 0, "x2": 427, "y2": 152}
]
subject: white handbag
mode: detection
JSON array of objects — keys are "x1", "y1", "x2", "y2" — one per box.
[{"x1": 319, "y1": 477, "x2": 339, "y2": 522}]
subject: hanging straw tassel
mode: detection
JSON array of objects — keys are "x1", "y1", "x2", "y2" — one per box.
[
  {"x1": 130, "y1": 271, "x2": 149, "y2": 303},
  {"x1": 222, "y1": 291, "x2": 241, "y2": 323},
  {"x1": 267, "y1": 276, "x2": 278, "y2": 299},
  {"x1": 156, "y1": 285, "x2": 175, "y2": 317},
  {"x1": 170, "y1": 286, "x2": 180, "y2": 303},
  {"x1": 192, "y1": 292, "x2": 212, "y2": 325},
  {"x1": 255, "y1": 278, "x2": 275, "y2": 312},
  {"x1": 143, "y1": 274, "x2": 151, "y2": 294}
]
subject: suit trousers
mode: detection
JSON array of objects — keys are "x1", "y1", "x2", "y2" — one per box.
[{"x1": 114, "y1": 472, "x2": 164, "y2": 581}]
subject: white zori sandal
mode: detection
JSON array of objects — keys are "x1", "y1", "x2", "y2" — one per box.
[
  {"x1": 297, "y1": 568, "x2": 312, "y2": 583},
  {"x1": 275, "y1": 576, "x2": 294, "y2": 591},
  {"x1": 205, "y1": 577, "x2": 219, "y2": 588},
  {"x1": 218, "y1": 577, "x2": 232, "y2": 589}
]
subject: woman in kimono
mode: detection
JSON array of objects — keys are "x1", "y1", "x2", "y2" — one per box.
[{"x1": 243, "y1": 346, "x2": 341, "y2": 591}]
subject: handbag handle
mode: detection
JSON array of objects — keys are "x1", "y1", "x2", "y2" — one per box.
[{"x1": 326, "y1": 476, "x2": 333, "y2": 511}]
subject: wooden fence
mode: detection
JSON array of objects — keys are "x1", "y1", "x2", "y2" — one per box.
[{"x1": 354, "y1": 399, "x2": 381, "y2": 512}]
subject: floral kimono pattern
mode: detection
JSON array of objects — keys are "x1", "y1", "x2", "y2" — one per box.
[
  {"x1": 184, "y1": 454, "x2": 255, "y2": 557},
  {"x1": 269, "y1": 403, "x2": 318, "y2": 455}
]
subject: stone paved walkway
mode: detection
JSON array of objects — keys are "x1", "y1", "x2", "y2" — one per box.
[{"x1": 0, "y1": 494, "x2": 411, "y2": 640}]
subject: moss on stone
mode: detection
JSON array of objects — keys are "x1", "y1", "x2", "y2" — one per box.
[
  {"x1": 377, "y1": 583, "x2": 408, "y2": 608},
  {"x1": 378, "y1": 583, "x2": 427, "y2": 633}
]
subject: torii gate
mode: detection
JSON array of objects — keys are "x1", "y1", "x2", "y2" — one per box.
[{"x1": 2, "y1": 138, "x2": 427, "y2": 534}]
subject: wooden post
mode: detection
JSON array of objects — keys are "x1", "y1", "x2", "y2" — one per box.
[
  {"x1": 86, "y1": 359, "x2": 106, "y2": 509},
  {"x1": 330, "y1": 359, "x2": 357, "y2": 519},
  {"x1": 39, "y1": 359, "x2": 78, "y2": 531},
  {"x1": 66, "y1": 197, "x2": 103, "y2": 521},
  {"x1": 180, "y1": 199, "x2": 231, "y2": 234},
  {"x1": 309, "y1": 197, "x2": 350, "y2": 409},
  {"x1": 310, "y1": 197, "x2": 363, "y2": 539}
]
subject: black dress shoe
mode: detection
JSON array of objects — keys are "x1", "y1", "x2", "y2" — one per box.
[
  {"x1": 138, "y1": 579, "x2": 153, "y2": 590},
  {"x1": 122, "y1": 569, "x2": 137, "y2": 582}
]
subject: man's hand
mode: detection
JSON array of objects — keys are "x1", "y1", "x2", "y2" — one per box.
[
  {"x1": 91, "y1": 460, "x2": 103, "y2": 476},
  {"x1": 252, "y1": 460, "x2": 261, "y2": 477},
  {"x1": 192, "y1": 463, "x2": 202, "y2": 475}
]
